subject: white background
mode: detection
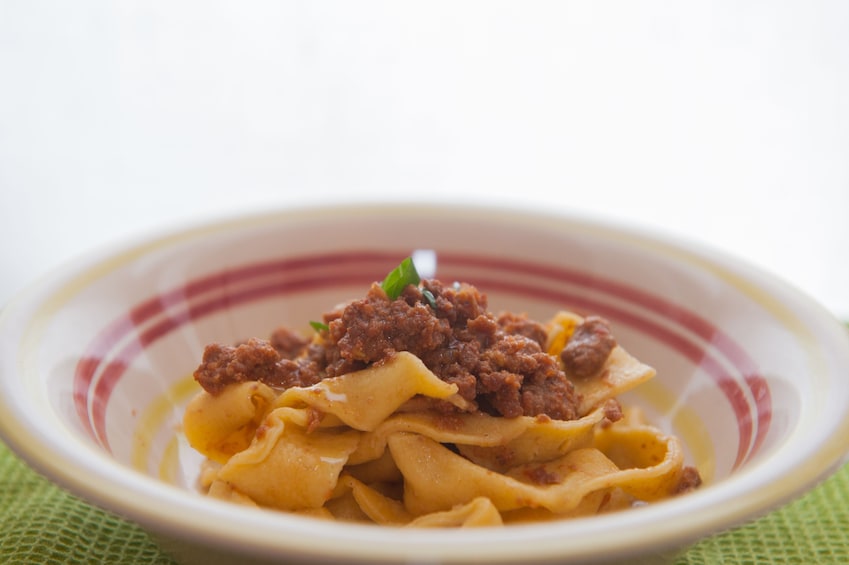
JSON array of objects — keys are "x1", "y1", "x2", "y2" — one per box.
[{"x1": 2, "y1": 1, "x2": 848, "y2": 319}]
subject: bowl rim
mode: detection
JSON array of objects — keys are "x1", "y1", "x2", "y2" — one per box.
[{"x1": 2, "y1": 200, "x2": 849, "y2": 564}]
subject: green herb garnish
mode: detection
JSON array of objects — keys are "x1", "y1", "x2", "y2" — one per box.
[
  {"x1": 422, "y1": 288, "x2": 437, "y2": 309},
  {"x1": 381, "y1": 256, "x2": 421, "y2": 300},
  {"x1": 309, "y1": 320, "x2": 329, "y2": 332}
]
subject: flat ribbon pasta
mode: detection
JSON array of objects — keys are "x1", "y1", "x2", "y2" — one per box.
[
  {"x1": 407, "y1": 497, "x2": 503, "y2": 527},
  {"x1": 213, "y1": 406, "x2": 360, "y2": 510},
  {"x1": 183, "y1": 310, "x2": 699, "y2": 527},
  {"x1": 389, "y1": 429, "x2": 683, "y2": 517},
  {"x1": 573, "y1": 346, "x2": 655, "y2": 417},
  {"x1": 592, "y1": 423, "x2": 687, "y2": 501},
  {"x1": 350, "y1": 406, "x2": 607, "y2": 470},
  {"x1": 546, "y1": 311, "x2": 656, "y2": 416},
  {"x1": 183, "y1": 381, "x2": 276, "y2": 464},
  {"x1": 274, "y1": 351, "x2": 471, "y2": 431}
]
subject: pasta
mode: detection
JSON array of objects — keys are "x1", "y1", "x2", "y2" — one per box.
[{"x1": 183, "y1": 258, "x2": 701, "y2": 526}]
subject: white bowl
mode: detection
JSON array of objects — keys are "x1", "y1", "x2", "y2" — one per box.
[{"x1": 1, "y1": 202, "x2": 848, "y2": 565}]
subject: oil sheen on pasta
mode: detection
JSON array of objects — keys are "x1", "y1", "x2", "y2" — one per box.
[{"x1": 183, "y1": 261, "x2": 702, "y2": 527}]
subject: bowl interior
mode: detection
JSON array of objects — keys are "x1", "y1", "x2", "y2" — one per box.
[{"x1": 5, "y1": 203, "x2": 849, "y2": 564}]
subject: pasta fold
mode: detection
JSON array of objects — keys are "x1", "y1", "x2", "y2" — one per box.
[
  {"x1": 573, "y1": 346, "x2": 656, "y2": 416},
  {"x1": 390, "y1": 432, "x2": 681, "y2": 517},
  {"x1": 213, "y1": 407, "x2": 360, "y2": 510},
  {"x1": 274, "y1": 351, "x2": 470, "y2": 431},
  {"x1": 183, "y1": 381, "x2": 276, "y2": 464}
]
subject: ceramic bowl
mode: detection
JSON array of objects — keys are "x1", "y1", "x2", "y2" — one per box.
[{"x1": 1, "y1": 202, "x2": 848, "y2": 565}]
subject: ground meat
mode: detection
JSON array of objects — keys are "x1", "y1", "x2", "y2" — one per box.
[
  {"x1": 601, "y1": 399, "x2": 624, "y2": 426},
  {"x1": 560, "y1": 316, "x2": 617, "y2": 379},
  {"x1": 674, "y1": 466, "x2": 703, "y2": 494},
  {"x1": 323, "y1": 279, "x2": 580, "y2": 420},
  {"x1": 269, "y1": 326, "x2": 310, "y2": 359},
  {"x1": 420, "y1": 279, "x2": 489, "y2": 327},
  {"x1": 194, "y1": 338, "x2": 279, "y2": 395},
  {"x1": 194, "y1": 277, "x2": 582, "y2": 421},
  {"x1": 475, "y1": 334, "x2": 578, "y2": 420},
  {"x1": 193, "y1": 337, "x2": 322, "y2": 394},
  {"x1": 496, "y1": 312, "x2": 548, "y2": 347},
  {"x1": 326, "y1": 283, "x2": 452, "y2": 375}
]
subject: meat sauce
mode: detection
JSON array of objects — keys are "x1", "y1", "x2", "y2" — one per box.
[{"x1": 194, "y1": 278, "x2": 617, "y2": 422}]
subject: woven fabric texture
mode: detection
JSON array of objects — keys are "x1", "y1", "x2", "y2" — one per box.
[{"x1": 2, "y1": 440, "x2": 848, "y2": 564}]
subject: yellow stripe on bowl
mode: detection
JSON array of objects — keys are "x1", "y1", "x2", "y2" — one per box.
[{"x1": 132, "y1": 375, "x2": 199, "y2": 477}]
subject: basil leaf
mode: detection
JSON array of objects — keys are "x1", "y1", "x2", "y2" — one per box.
[
  {"x1": 309, "y1": 320, "x2": 329, "y2": 332},
  {"x1": 381, "y1": 257, "x2": 421, "y2": 300}
]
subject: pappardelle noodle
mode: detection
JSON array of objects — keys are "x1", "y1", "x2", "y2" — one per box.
[{"x1": 183, "y1": 257, "x2": 701, "y2": 527}]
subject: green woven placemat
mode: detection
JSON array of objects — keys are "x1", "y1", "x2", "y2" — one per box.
[{"x1": 2, "y1": 441, "x2": 847, "y2": 564}]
